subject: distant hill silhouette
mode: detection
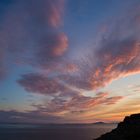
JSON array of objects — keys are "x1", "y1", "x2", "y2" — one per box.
[
  {"x1": 93, "y1": 122, "x2": 106, "y2": 125},
  {"x1": 94, "y1": 113, "x2": 140, "y2": 140}
]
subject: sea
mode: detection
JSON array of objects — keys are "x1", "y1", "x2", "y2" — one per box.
[{"x1": 0, "y1": 123, "x2": 117, "y2": 140}]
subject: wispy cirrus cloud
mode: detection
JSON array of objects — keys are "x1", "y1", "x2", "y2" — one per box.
[
  {"x1": 59, "y1": 6, "x2": 140, "y2": 91},
  {"x1": 88, "y1": 38, "x2": 140, "y2": 89}
]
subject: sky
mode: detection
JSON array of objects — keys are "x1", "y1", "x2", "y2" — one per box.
[{"x1": 0, "y1": 0, "x2": 140, "y2": 124}]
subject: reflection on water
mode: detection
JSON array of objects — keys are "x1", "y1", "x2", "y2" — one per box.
[{"x1": 0, "y1": 124, "x2": 117, "y2": 140}]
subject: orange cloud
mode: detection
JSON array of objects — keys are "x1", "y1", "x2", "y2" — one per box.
[{"x1": 89, "y1": 40, "x2": 140, "y2": 89}]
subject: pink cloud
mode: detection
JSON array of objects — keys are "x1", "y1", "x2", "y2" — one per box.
[
  {"x1": 0, "y1": 0, "x2": 68, "y2": 79},
  {"x1": 58, "y1": 8, "x2": 140, "y2": 90},
  {"x1": 35, "y1": 92, "x2": 123, "y2": 115},
  {"x1": 18, "y1": 73, "x2": 67, "y2": 95}
]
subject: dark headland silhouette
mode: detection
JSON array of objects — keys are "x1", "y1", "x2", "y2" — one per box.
[{"x1": 94, "y1": 113, "x2": 140, "y2": 140}]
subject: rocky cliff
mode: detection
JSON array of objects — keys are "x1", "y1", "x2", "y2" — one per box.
[{"x1": 94, "y1": 113, "x2": 140, "y2": 140}]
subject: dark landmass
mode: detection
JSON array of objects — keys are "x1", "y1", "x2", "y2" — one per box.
[
  {"x1": 94, "y1": 113, "x2": 140, "y2": 140},
  {"x1": 93, "y1": 122, "x2": 106, "y2": 125},
  {"x1": 92, "y1": 122, "x2": 117, "y2": 125}
]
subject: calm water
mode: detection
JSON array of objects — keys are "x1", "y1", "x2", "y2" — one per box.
[{"x1": 0, "y1": 124, "x2": 117, "y2": 140}]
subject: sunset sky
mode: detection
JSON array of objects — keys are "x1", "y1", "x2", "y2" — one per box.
[{"x1": 0, "y1": 0, "x2": 140, "y2": 124}]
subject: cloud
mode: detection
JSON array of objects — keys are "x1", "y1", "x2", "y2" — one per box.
[
  {"x1": 31, "y1": 91, "x2": 124, "y2": 115},
  {"x1": 102, "y1": 96, "x2": 124, "y2": 105},
  {"x1": 17, "y1": 71, "x2": 124, "y2": 115},
  {"x1": 0, "y1": 0, "x2": 68, "y2": 80},
  {"x1": 0, "y1": 91, "x2": 124, "y2": 123},
  {"x1": 89, "y1": 38, "x2": 140, "y2": 89},
  {"x1": 88, "y1": 6, "x2": 140, "y2": 89},
  {"x1": 71, "y1": 93, "x2": 123, "y2": 109},
  {"x1": 35, "y1": 32, "x2": 68, "y2": 68},
  {"x1": 18, "y1": 73, "x2": 67, "y2": 95},
  {"x1": 59, "y1": 7, "x2": 140, "y2": 90},
  {"x1": 58, "y1": 75, "x2": 92, "y2": 90},
  {"x1": 0, "y1": 110, "x2": 64, "y2": 124},
  {"x1": 128, "y1": 84, "x2": 140, "y2": 93},
  {"x1": 27, "y1": 0, "x2": 65, "y2": 28}
]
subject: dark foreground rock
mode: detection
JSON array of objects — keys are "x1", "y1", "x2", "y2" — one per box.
[{"x1": 94, "y1": 113, "x2": 140, "y2": 140}]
